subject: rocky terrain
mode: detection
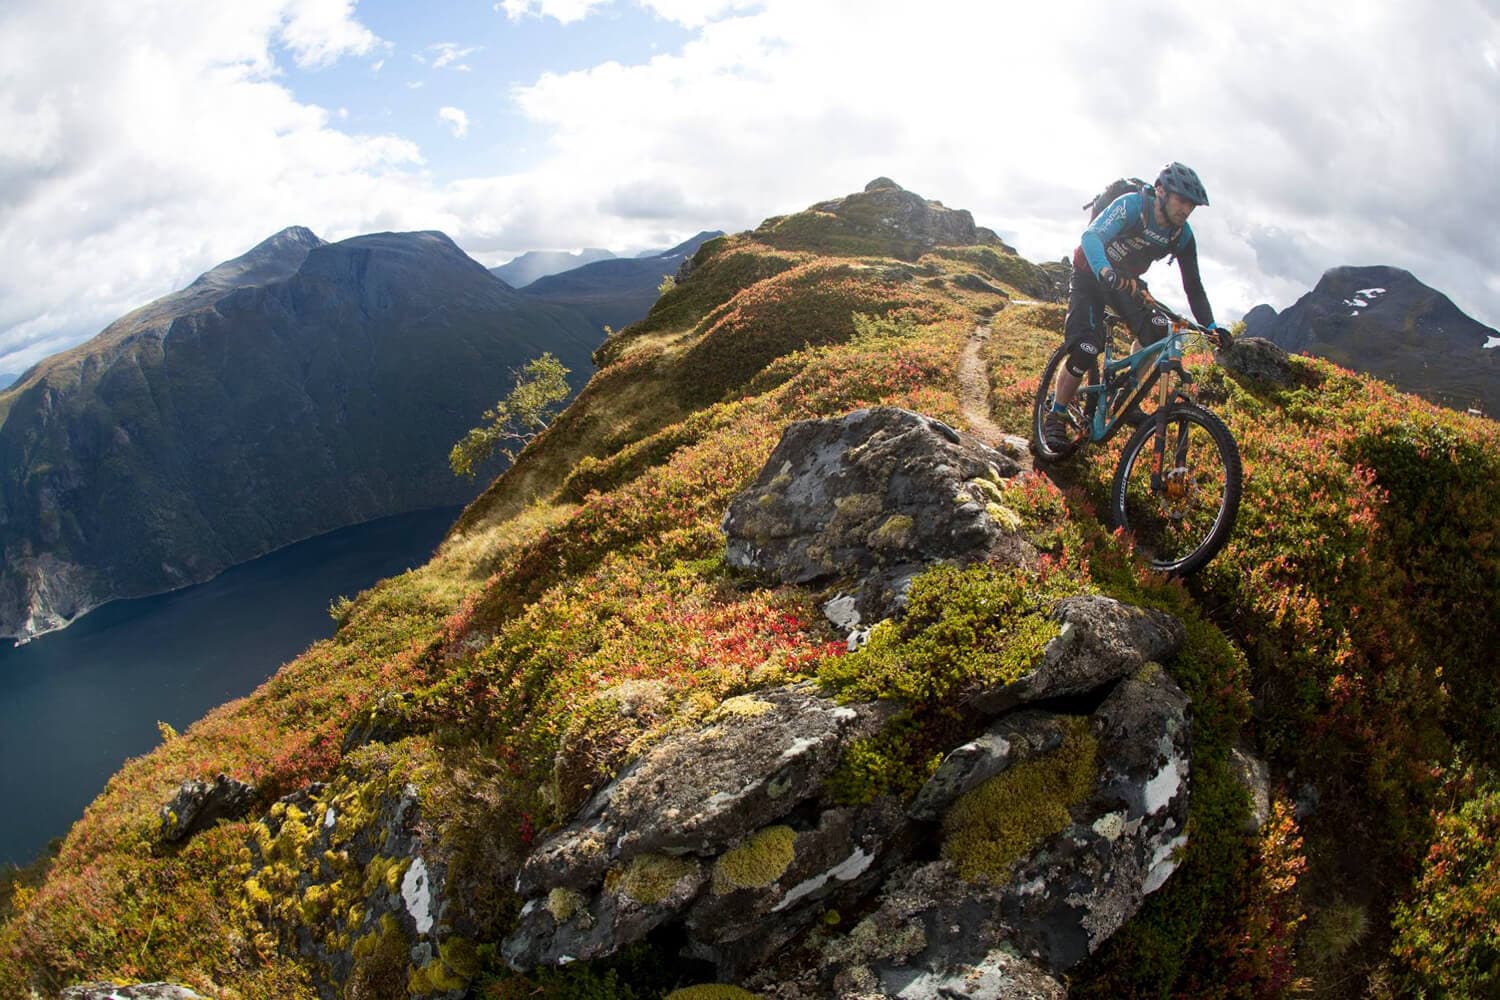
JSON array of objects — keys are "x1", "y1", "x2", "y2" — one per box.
[{"x1": 2, "y1": 180, "x2": 1497, "y2": 1000}]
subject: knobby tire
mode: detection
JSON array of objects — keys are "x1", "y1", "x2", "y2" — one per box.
[{"x1": 1111, "y1": 401, "x2": 1242, "y2": 575}]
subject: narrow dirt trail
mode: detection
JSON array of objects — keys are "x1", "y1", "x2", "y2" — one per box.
[{"x1": 958, "y1": 323, "x2": 1033, "y2": 473}]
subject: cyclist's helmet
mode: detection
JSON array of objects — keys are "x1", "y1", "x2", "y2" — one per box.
[{"x1": 1156, "y1": 162, "x2": 1209, "y2": 206}]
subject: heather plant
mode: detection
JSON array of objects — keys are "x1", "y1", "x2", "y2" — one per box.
[{"x1": 1392, "y1": 769, "x2": 1500, "y2": 998}]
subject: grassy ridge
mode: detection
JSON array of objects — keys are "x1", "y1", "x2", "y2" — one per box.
[{"x1": 2, "y1": 204, "x2": 1496, "y2": 999}]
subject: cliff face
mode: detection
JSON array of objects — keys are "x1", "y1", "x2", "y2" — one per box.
[{"x1": 0, "y1": 228, "x2": 603, "y2": 640}]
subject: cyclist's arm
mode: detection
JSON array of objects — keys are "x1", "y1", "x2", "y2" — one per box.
[
  {"x1": 1176, "y1": 226, "x2": 1216, "y2": 326},
  {"x1": 1080, "y1": 192, "x2": 1141, "y2": 277}
]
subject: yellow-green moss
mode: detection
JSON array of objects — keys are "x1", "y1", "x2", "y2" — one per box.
[
  {"x1": 408, "y1": 939, "x2": 476, "y2": 995},
  {"x1": 612, "y1": 853, "x2": 699, "y2": 905},
  {"x1": 717, "y1": 695, "x2": 774, "y2": 718},
  {"x1": 986, "y1": 503, "x2": 1023, "y2": 532},
  {"x1": 347, "y1": 912, "x2": 410, "y2": 999},
  {"x1": 942, "y1": 716, "x2": 1098, "y2": 883},
  {"x1": 546, "y1": 887, "x2": 587, "y2": 923},
  {"x1": 712, "y1": 825, "x2": 797, "y2": 895},
  {"x1": 868, "y1": 514, "x2": 914, "y2": 549},
  {"x1": 664, "y1": 986, "x2": 760, "y2": 999}
]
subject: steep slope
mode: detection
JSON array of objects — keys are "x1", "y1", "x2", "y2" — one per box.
[
  {"x1": 519, "y1": 231, "x2": 725, "y2": 334},
  {"x1": 2, "y1": 181, "x2": 1497, "y2": 1000},
  {"x1": 490, "y1": 248, "x2": 616, "y2": 288},
  {"x1": 0, "y1": 229, "x2": 603, "y2": 641},
  {"x1": 1246, "y1": 265, "x2": 1500, "y2": 415}
]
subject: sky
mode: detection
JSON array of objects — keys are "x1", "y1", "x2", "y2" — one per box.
[{"x1": 1, "y1": 0, "x2": 1497, "y2": 374}]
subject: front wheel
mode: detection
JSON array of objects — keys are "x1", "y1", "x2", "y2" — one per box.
[{"x1": 1111, "y1": 402, "x2": 1241, "y2": 575}]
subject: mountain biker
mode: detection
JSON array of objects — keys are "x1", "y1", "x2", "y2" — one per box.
[{"x1": 1042, "y1": 162, "x2": 1233, "y2": 453}]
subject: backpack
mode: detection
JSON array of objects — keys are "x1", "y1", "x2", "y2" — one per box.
[
  {"x1": 1081, "y1": 177, "x2": 1182, "y2": 265},
  {"x1": 1083, "y1": 177, "x2": 1151, "y2": 220}
]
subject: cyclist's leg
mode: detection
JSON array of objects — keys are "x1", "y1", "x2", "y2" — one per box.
[
  {"x1": 1107, "y1": 285, "x2": 1164, "y2": 425},
  {"x1": 1056, "y1": 264, "x2": 1106, "y2": 406},
  {"x1": 1113, "y1": 288, "x2": 1169, "y2": 346}
]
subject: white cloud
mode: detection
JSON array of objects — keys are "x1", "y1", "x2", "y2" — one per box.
[
  {"x1": 278, "y1": 0, "x2": 381, "y2": 68},
  {"x1": 3, "y1": 0, "x2": 1499, "y2": 374},
  {"x1": 488, "y1": 0, "x2": 1500, "y2": 326},
  {"x1": 496, "y1": 0, "x2": 612, "y2": 24},
  {"x1": 0, "y1": 0, "x2": 442, "y2": 371},
  {"x1": 438, "y1": 106, "x2": 470, "y2": 138},
  {"x1": 426, "y1": 42, "x2": 481, "y2": 71}
]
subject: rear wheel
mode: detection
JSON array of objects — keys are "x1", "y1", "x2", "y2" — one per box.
[
  {"x1": 1111, "y1": 402, "x2": 1241, "y2": 575},
  {"x1": 1030, "y1": 343, "x2": 1097, "y2": 463}
]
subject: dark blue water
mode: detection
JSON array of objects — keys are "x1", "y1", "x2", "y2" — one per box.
[{"x1": 0, "y1": 507, "x2": 461, "y2": 868}]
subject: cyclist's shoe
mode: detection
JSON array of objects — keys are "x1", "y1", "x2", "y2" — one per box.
[{"x1": 1042, "y1": 409, "x2": 1077, "y2": 452}]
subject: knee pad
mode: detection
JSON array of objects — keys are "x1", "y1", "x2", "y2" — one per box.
[{"x1": 1065, "y1": 339, "x2": 1099, "y2": 378}]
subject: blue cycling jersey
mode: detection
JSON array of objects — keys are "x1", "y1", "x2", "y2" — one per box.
[
  {"x1": 1081, "y1": 190, "x2": 1192, "y2": 278},
  {"x1": 1076, "y1": 189, "x2": 1214, "y2": 327}
]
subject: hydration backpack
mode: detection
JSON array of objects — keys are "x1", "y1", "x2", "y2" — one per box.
[
  {"x1": 1083, "y1": 177, "x2": 1151, "y2": 220},
  {"x1": 1081, "y1": 177, "x2": 1182, "y2": 265}
]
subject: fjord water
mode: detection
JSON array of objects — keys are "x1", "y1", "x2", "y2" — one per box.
[{"x1": 0, "y1": 507, "x2": 461, "y2": 868}]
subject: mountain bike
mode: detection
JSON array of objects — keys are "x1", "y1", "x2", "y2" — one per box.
[{"x1": 1029, "y1": 298, "x2": 1242, "y2": 576}]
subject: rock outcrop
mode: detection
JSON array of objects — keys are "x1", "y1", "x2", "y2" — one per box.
[
  {"x1": 61, "y1": 985, "x2": 205, "y2": 1000},
  {"x1": 1217, "y1": 336, "x2": 1301, "y2": 389},
  {"x1": 754, "y1": 178, "x2": 1012, "y2": 260},
  {"x1": 722, "y1": 406, "x2": 1032, "y2": 636},
  {"x1": 158, "y1": 773, "x2": 257, "y2": 843},
  {"x1": 496, "y1": 416, "x2": 1193, "y2": 996}
]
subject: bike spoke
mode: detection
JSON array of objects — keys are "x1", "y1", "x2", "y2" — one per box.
[{"x1": 1118, "y1": 415, "x2": 1232, "y2": 569}]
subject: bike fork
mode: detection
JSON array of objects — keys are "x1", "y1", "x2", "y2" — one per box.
[{"x1": 1150, "y1": 377, "x2": 1173, "y2": 491}]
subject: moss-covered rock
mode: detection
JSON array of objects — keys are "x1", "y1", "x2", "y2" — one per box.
[
  {"x1": 711, "y1": 826, "x2": 797, "y2": 895},
  {"x1": 941, "y1": 717, "x2": 1098, "y2": 882}
]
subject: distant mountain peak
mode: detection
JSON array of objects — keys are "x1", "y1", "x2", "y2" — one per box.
[
  {"x1": 491, "y1": 248, "x2": 617, "y2": 288},
  {"x1": 761, "y1": 178, "x2": 1013, "y2": 258},
  {"x1": 1248, "y1": 263, "x2": 1500, "y2": 415},
  {"x1": 189, "y1": 226, "x2": 327, "y2": 295}
]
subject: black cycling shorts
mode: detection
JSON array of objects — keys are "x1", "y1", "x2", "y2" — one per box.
[{"x1": 1063, "y1": 264, "x2": 1168, "y2": 377}]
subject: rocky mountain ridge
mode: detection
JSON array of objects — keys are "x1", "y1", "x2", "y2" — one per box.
[
  {"x1": 1241, "y1": 264, "x2": 1500, "y2": 414},
  {"x1": 521, "y1": 231, "x2": 725, "y2": 334},
  {"x1": 3, "y1": 179, "x2": 1497, "y2": 1000},
  {"x1": 490, "y1": 248, "x2": 617, "y2": 289}
]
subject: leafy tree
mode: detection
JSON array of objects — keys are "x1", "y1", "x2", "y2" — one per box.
[{"x1": 449, "y1": 353, "x2": 571, "y2": 478}]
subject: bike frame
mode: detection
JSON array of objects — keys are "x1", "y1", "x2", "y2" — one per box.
[{"x1": 1077, "y1": 305, "x2": 1212, "y2": 487}]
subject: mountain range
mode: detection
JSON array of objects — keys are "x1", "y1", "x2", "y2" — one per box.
[
  {"x1": 2, "y1": 180, "x2": 1498, "y2": 1000},
  {"x1": 517, "y1": 231, "x2": 724, "y2": 334},
  {"x1": 489, "y1": 247, "x2": 616, "y2": 288},
  {"x1": 1242, "y1": 264, "x2": 1500, "y2": 415},
  {"x1": 0, "y1": 227, "x2": 605, "y2": 641}
]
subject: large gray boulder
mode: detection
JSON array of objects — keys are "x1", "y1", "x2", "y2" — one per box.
[
  {"x1": 503, "y1": 684, "x2": 898, "y2": 968},
  {"x1": 1217, "y1": 336, "x2": 1301, "y2": 388},
  {"x1": 722, "y1": 407, "x2": 1033, "y2": 632},
  {"x1": 967, "y1": 594, "x2": 1185, "y2": 716}
]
